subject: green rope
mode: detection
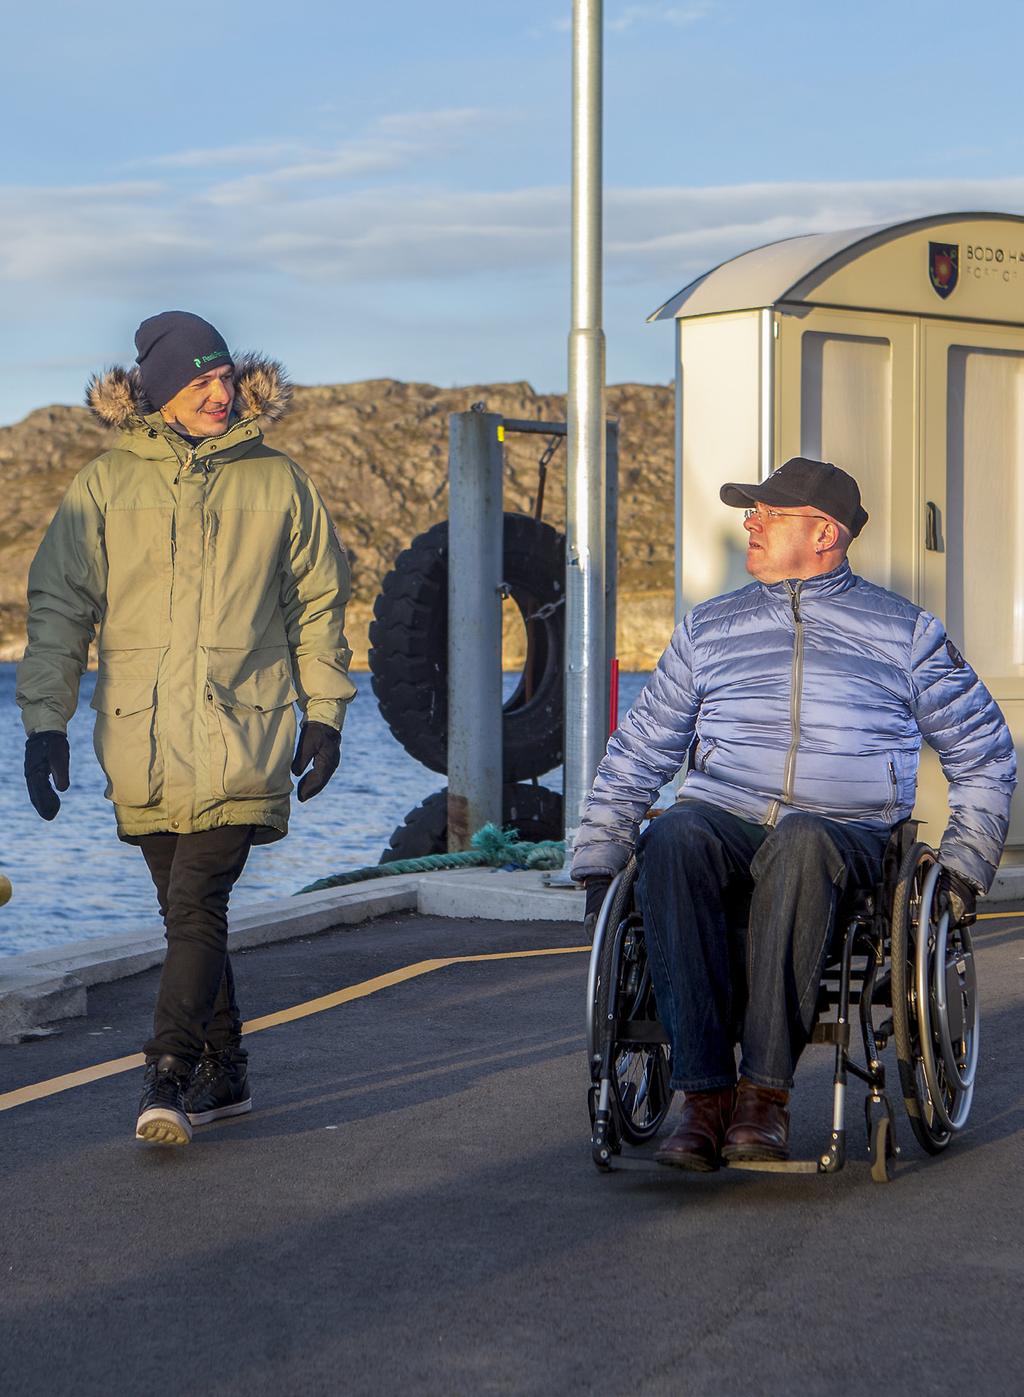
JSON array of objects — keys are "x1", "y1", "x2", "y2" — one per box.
[{"x1": 295, "y1": 822, "x2": 566, "y2": 895}]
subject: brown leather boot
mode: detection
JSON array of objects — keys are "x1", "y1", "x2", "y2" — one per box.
[
  {"x1": 721, "y1": 1077, "x2": 790, "y2": 1162},
  {"x1": 654, "y1": 1087, "x2": 735, "y2": 1171}
]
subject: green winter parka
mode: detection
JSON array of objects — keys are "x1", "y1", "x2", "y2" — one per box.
[{"x1": 16, "y1": 355, "x2": 356, "y2": 843}]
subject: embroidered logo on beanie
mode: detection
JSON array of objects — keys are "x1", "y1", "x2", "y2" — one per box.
[{"x1": 193, "y1": 350, "x2": 229, "y2": 369}]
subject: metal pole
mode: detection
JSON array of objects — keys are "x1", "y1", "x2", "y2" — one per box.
[
  {"x1": 674, "y1": 321, "x2": 685, "y2": 625},
  {"x1": 447, "y1": 409, "x2": 504, "y2": 851},
  {"x1": 604, "y1": 417, "x2": 619, "y2": 739},
  {"x1": 564, "y1": 0, "x2": 606, "y2": 849}
]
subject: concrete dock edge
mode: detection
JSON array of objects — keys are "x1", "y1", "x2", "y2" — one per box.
[
  {"x1": 4, "y1": 861, "x2": 1020, "y2": 1043},
  {"x1": 0, "y1": 868, "x2": 585, "y2": 1041}
]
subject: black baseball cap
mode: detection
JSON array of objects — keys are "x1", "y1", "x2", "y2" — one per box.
[{"x1": 720, "y1": 457, "x2": 868, "y2": 538}]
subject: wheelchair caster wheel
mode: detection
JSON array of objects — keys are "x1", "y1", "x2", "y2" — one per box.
[
  {"x1": 590, "y1": 1101, "x2": 621, "y2": 1172},
  {"x1": 869, "y1": 1115, "x2": 895, "y2": 1184}
]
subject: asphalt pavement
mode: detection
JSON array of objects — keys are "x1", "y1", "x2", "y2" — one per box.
[{"x1": 2, "y1": 908, "x2": 1022, "y2": 1396}]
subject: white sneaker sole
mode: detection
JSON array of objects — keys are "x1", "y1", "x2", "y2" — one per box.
[
  {"x1": 186, "y1": 1097, "x2": 253, "y2": 1126},
  {"x1": 136, "y1": 1106, "x2": 192, "y2": 1145}
]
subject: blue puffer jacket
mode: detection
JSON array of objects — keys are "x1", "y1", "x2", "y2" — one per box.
[{"x1": 571, "y1": 561, "x2": 1016, "y2": 892}]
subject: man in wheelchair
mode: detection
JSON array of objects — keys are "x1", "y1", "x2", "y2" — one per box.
[{"x1": 573, "y1": 457, "x2": 1016, "y2": 1171}]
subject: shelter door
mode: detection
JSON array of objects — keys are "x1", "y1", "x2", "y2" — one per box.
[
  {"x1": 775, "y1": 308, "x2": 918, "y2": 598},
  {"x1": 920, "y1": 321, "x2": 1024, "y2": 853}
]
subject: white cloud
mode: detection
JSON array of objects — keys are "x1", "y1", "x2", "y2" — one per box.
[
  {"x1": 134, "y1": 108, "x2": 488, "y2": 190},
  {"x1": 374, "y1": 108, "x2": 488, "y2": 136},
  {"x1": 535, "y1": 5, "x2": 709, "y2": 37},
  {"x1": 139, "y1": 142, "x2": 310, "y2": 170},
  {"x1": 608, "y1": 3, "x2": 711, "y2": 32},
  {"x1": 3, "y1": 149, "x2": 1024, "y2": 303}
]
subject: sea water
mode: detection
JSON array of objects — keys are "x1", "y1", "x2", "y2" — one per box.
[{"x1": 0, "y1": 665, "x2": 652, "y2": 957}]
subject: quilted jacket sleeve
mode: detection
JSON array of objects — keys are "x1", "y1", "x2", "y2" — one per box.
[
  {"x1": 280, "y1": 463, "x2": 357, "y2": 732},
  {"x1": 16, "y1": 465, "x2": 108, "y2": 735},
  {"x1": 910, "y1": 612, "x2": 1017, "y2": 892},
  {"x1": 570, "y1": 616, "x2": 701, "y2": 880}
]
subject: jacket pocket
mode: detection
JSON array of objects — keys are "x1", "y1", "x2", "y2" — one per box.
[
  {"x1": 695, "y1": 737, "x2": 717, "y2": 773},
  {"x1": 90, "y1": 672, "x2": 163, "y2": 808},
  {"x1": 206, "y1": 657, "x2": 298, "y2": 799},
  {"x1": 888, "y1": 749, "x2": 918, "y2": 818}
]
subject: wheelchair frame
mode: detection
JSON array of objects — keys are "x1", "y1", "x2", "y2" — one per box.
[{"x1": 587, "y1": 821, "x2": 981, "y2": 1183}]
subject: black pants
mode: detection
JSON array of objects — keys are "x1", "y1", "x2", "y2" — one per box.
[
  {"x1": 636, "y1": 801, "x2": 887, "y2": 1092},
  {"x1": 140, "y1": 825, "x2": 255, "y2": 1064}
]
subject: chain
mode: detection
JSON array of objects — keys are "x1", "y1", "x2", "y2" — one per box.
[
  {"x1": 498, "y1": 582, "x2": 562, "y2": 623},
  {"x1": 519, "y1": 595, "x2": 565, "y2": 624},
  {"x1": 534, "y1": 433, "x2": 563, "y2": 521},
  {"x1": 537, "y1": 433, "x2": 563, "y2": 472}
]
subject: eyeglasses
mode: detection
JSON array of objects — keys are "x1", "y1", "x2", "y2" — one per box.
[{"x1": 743, "y1": 507, "x2": 829, "y2": 524}]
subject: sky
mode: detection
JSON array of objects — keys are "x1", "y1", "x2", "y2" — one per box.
[{"x1": 2, "y1": 0, "x2": 1023, "y2": 424}]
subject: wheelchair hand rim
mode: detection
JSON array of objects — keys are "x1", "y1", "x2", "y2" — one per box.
[
  {"x1": 931, "y1": 891, "x2": 981, "y2": 1095},
  {"x1": 915, "y1": 862, "x2": 978, "y2": 1132},
  {"x1": 585, "y1": 859, "x2": 635, "y2": 1066}
]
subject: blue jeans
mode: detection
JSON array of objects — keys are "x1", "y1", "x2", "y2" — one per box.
[{"x1": 636, "y1": 800, "x2": 886, "y2": 1092}]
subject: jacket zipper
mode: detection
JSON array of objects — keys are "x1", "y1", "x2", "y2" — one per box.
[
  {"x1": 172, "y1": 445, "x2": 198, "y2": 486},
  {"x1": 200, "y1": 496, "x2": 218, "y2": 631},
  {"x1": 883, "y1": 759, "x2": 897, "y2": 822},
  {"x1": 767, "y1": 581, "x2": 804, "y2": 826}
]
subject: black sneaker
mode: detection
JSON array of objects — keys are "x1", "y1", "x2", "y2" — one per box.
[
  {"x1": 183, "y1": 1047, "x2": 252, "y2": 1125},
  {"x1": 136, "y1": 1054, "x2": 193, "y2": 1145}
]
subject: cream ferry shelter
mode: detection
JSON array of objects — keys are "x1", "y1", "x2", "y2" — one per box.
[{"x1": 651, "y1": 212, "x2": 1024, "y2": 862}]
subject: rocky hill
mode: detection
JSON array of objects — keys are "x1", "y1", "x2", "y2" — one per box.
[{"x1": 0, "y1": 379, "x2": 676, "y2": 670}]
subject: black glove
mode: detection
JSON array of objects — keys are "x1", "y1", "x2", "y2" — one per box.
[
  {"x1": 291, "y1": 720, "x2": 340, "y2": 803},
  {"x1": 584, "y1": 875, "x2": 613, "y2": 923},
  {"x1": 25, "y1": 731, "x2": 71, "y2": 821},
  {"x1": 938, "y1": 867, "x2": 977, "y2": 925}
]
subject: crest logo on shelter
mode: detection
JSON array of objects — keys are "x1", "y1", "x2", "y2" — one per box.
[{"x1": 929, "y1": 242, "x2": 959, "y2": 299}]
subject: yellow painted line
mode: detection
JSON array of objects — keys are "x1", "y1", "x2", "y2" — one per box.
[
  {"x1": 977, "y1": 911, "x2": 1024, "y2": 920},
  {"x1": 0, "y1": 1051, "x2": 147, "y2": 1112},
  {"x1": 0, "y1": 945, "x2": 589, "y2": 1113},
  {"x1": 242, "y1": 957, "x2": 453, "y2": 1032}
]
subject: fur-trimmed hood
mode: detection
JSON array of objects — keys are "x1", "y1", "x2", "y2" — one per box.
[{"x1": 85, "y1": 353, "x2": 294, "y2": 430}]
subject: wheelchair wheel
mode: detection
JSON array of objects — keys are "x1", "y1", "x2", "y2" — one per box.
[
  {"x1": 891, "y1": 843, "x2": 980, "y2": 1153},
  {"x1": 588, "y1": 860, "x2": 672, "y2": 1148}
]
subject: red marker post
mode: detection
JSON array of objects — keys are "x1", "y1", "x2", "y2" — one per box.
[{"x1": 609, "y1": 657, "x2": 620, "y2": 737}]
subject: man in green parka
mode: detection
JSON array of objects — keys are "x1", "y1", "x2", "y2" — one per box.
[{"x1": 17, "y1": 311, "x2": 356, "y2": 1146}]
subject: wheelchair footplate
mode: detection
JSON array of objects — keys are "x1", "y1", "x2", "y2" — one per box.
[
  {"x1": 593, "y1": 1143, "x2": 825, "y2": 1176},
  {"x1": 593, "y1": 1100, "x2": 899, "y2": 1181}
]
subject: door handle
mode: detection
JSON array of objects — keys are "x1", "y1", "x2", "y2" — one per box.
[{"x1": 925, "y1": 501, "x2": 943, "y2": 552}]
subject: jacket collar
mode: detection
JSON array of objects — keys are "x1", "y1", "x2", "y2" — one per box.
[
  {"x1": 85, "y1": 353, "x2": 293, "y2": 433},
  {"x1": 759, "y1": 559, "x2": 856, "y2": 603},
  {"x1": 116, "y1": 412, "x2": 264, "y2": 466}
]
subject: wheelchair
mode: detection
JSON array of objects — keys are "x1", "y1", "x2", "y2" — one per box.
[{"x1": 586, "y1": 821, "x2": 980, "y2": 1183}]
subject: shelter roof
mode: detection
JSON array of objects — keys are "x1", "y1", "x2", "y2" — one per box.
[{"x1": 648, "y1": 212, "x2": 1024, "y2": 322}]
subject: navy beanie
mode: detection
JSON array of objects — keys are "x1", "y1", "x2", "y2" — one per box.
[{"x1": 134, "y1": 311, "x2": 233, "y2": 410}]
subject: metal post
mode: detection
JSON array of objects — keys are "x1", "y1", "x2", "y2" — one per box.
[
  {"x1": 564, "y1": 0, "x2": 606, "y2": 849},
  {"x1": 447, "y1": 409, "x2": 504, "y2": 851},
  {"x1": 604, "y1": 418, "x2": 619, "y2": 738},
  {"x1": 674, "y1": 320, "x2": 685, "y2": 625}
]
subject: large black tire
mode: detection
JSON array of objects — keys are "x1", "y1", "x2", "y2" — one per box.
[
  {"x1": 379, "y1": 783, "x2": 563, "y2": 863},
  {"x1": 368, "y1": 513, "x2": 565, "y2": 781}
]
